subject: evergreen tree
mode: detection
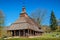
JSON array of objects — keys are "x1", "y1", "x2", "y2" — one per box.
[{"x1": 50, "y1": 11, "x2": 58, "y2": 31}]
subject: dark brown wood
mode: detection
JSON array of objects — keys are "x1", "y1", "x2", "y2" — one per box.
[
  {"x1": 33, "y1": 31, "x2": 34, "y2": 36},
  {"x1": 14, "y1": 30, "x2": 15, "y2": 36},
  {"x1": 32, "y1": 30, "x2": 34, "y2": 36},
  {"x1": 30, "y1": 30, "x2": 31, "y2": 36},
  {"x1": 10, "y1": 31, "x2": 12, "y2": 37},
  {"x1": 19, "y1": 30, "x2": 20, "y2": 36}
]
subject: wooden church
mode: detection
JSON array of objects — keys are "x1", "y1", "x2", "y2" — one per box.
[{"x1": 7, "y1": 7, "x2": 43, "y2": 37}]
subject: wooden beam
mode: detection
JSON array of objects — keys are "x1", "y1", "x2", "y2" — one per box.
[
  {"x1": 30, "y1": 30, "x2": 31, "y2": 36},
  {"x1": 10, "y1": 30, "x2": 12, "y2": 37},
  {"x1": 14, "y1": 30, "x2": 15, "y2": 36},
  {"x1": 23, "y1": 30, "x2": 25, "y2": 36},
  {"x1": 19, "y1": 30, "x2": 20, "y2": 36},
  {"x1": 28, "y1": 29, "x2": 29, "y2": 36},
  {"x1": 33, "y1": 30, "x2": 34, "y2": 36}
]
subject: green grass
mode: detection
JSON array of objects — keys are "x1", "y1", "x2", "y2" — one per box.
[
  {"x1": 0, "y1": 32, "x2": 60, "y2": 40},
  {"x1": 0, "y1": 37, "x2": 60, "y2": 40},
  {"x1": 42, "y1": 32, "x2": 60, "y2": 38},
  {"x1": 2, "y1": 38, "x2": 60, "y2": 40}
]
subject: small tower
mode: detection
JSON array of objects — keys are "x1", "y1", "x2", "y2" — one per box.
[
  {"x1": 20, "y1": 6, "x2": 28, "y2": 17},
  {"x1": 21, "y1": 6, "x2": 26, "y2": 13}
]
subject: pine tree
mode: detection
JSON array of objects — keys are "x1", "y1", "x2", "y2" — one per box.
[{"x1": 50, "y1": 11, "x2": 58, "y2": 31}]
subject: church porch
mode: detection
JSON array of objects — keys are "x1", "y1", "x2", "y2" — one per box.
[{"x1": 7, "y1": 29, "x2": 41, "y2": 37}]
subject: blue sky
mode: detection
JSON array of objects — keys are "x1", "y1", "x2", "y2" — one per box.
[{"x1": 0, "y1": 0, "x2": 60, "y2": 26}]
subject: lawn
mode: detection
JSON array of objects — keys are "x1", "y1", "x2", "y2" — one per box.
[
  {"x1": 0, "y1": 37, "x2": 60, "y2": 40},
  {"x1": 0, "y1": 32, "x2": 60, "y2": 40}
]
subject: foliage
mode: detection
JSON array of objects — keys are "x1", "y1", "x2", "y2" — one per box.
[
  {"x1": 0, "y1": 10, "x2": 5, "y2": 37},
  {"x1": 50, "y1": 11, "x2": 58, "y2": 31},
  {"x1": 55, "y1": 29, "x2": 60, "y2": 32},
  {"x1": 41, "y1": 26, "x2": 51, "y2": 33},
  {"x1": 42, "y1": 32, "x2": 60, "y2": 38}
]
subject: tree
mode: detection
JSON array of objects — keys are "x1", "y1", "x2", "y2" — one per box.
[
  {"x1": 30, "y1": 8, "x2": 47, "y2": 26},
  {"x1": 50, "y1": 11, "x2": 58, "y2": 31},
  {"x1": 0, "y1": 10, "x2": 4, "y2": 37}
]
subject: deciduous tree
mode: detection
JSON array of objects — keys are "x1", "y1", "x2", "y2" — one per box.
[
  {"x1": 0, "y1": 10, "x2": 4, "y2": 37},
  {"x1": 31, "y1": 8, "x2": 47, "y2": 26}
]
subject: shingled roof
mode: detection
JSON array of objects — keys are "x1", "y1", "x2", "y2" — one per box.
[{"x1": 7, "y1": 7, "x2": 43, "y2": 32}]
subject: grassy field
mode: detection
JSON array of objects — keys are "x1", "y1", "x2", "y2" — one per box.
[
  {"x1": 0, "y1": 37, "x2": 60, "y2": 40},
  {"x1": 0, "y1": 32, "x2": 60, "y2": 40},
  {"x1": 41, "y1": 32, "x2": 60, "y2": 38}
]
